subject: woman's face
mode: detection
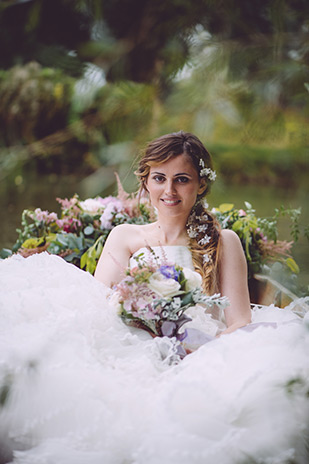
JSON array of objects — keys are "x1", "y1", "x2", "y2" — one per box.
[{"x1": 145, "y1": 154, "x2": 206, "y2": 219}]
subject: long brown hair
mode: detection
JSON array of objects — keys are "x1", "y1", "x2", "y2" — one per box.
[{"x1": 135, "y1": 131, "x2": 221, "y2": 294}]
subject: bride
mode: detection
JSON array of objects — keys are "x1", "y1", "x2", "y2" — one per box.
[
  {"x1": 0, "y1": 131, "x2": 308, "y2": 464},
  {"x1": 95, "y1": 131, "x2": 251, "y2": 336}
]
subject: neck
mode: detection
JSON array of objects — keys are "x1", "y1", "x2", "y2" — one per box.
[{"x1": 155, "y1": 214, "x2": 189, "y2": 245}]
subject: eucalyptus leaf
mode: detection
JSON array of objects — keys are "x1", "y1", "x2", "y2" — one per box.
[
  {"x1": 84, "y1": 225, "x2": 94, "y2": 235},
  {"x1": 0, "y1": 248, "x2": 12, "y2": 259}
]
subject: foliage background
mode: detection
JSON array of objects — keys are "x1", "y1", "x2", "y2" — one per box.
[{"x1": 0, "y1": 0, "x2": 308, "y2": 287}]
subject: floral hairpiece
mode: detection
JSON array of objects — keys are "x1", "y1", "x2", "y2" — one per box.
[
  {"x1": 186, "y1": 207, "x2": 212, "y2": 261},
  {"x1": 199, "y1": 159, "x2": 216, "y2": 182}
]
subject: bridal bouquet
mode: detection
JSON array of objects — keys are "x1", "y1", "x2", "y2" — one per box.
[{"x1": 113, "y1": 251, "x2": 229, "y2": 339}]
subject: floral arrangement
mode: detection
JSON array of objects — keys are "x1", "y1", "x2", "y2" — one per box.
[
  {"x1": 212, "y1": 201, "x2": 302, "y2": 280},
  {"x1": 4, "y1": 177, "x2": 153, "y2": 274},
  {"x1": 1, "y1": 180, "x2": 305, "y2": 294},
  {"x1": 113, "y1": 250, "x2": 229, "y2": 340}
]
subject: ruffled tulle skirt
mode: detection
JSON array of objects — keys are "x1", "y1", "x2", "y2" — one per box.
[{"x1": 0, "y1": 253, "x2": 308, "y2": 464}]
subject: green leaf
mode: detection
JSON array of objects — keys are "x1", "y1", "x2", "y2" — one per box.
[
  {"x1": 89, "y1": 245, "x2": 97, "y2": 259},
  {"x1": 286, "y1": 258, "x2": 300, "y2": 274},
  {"x1": 63, "y1": 252, "x2": 80, "y2": 263},
  {"x1": 80, "y1": 213, "x2": 94, "y2": 223},
  {"x1": 218, "y1": 203, "x2": 234, "y2": 213},
  {"x1": 22, "y1": 237, "x2": 46, "y2": 249},
  {"x1": 244, "y1": 201, "x2": 253, "y2": 210},
  {"x1": 48, "y1": 244, "x2": 61, "y2": 254},
  {"x1": 80, "y1": 251, "x2": 88, "y2": 269},
  {"x1": 231, "y1": 220, "x2": 243, "y2": 232},
  {"x1": 248, "y1": 219, "x2": 258, "y2": 229},
  {"x1": 86, "y1": 258, "x2": 96, "y2": 274},
  {"x1": 180, "y1": 292, "x2": 195, "y2": 306}
]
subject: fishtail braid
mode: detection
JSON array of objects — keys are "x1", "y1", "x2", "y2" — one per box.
[{"x1": 186, "y1": 201, "x2": 221, "y2": 294}]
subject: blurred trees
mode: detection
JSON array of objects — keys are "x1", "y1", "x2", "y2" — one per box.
[
  {"x1": 1, "y1": 0, "x2": 308, "y2": 91},
  {"x1": 0, "y1": 0, "x2": 308, "y2": 185},
  {"x1": 0, "y1": 62, "x2": 74, "y2": 145},
  {"x1": 0, "y1": 0, "x2": 90, "y2": 76}
]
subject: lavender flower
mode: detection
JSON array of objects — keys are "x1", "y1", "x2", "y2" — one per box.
[{"x1": 159, "y1": 265, "x2": 180, "y2": 281}]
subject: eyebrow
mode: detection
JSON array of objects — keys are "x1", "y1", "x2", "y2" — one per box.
[{"x1": 151, "y1": 171, "x2": 192, "y2": 177}]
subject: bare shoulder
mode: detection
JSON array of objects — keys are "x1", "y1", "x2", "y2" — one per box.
[
  {"x1": 220, "y1": 229, "x2": 243, "y2": 247},
  {"x1": 105, "y1": 223, "x2": 152, "y2": 254},
  {"x1": 107, "y1": 223, "x2": 138, "y2": 239},
  {"x1": 220, "y1": 229, "x2": 246, "y2": 261},
  {"x1": 104, "y1": 223, "x2": 139, "y2": 246}
]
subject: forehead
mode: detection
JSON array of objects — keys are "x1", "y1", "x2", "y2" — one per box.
[{"x1": 149, "y1": 153, "x2": 197, "y2": 175}]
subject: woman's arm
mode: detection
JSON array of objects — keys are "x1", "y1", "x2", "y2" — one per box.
[
  {"x1": 218, "y1": 229, "x2": 252, "y2": 334},
  {"x1": 94, "y1": 224, "x2": 132, "y2": 287}
]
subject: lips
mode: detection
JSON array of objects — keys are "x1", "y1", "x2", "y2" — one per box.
[{"x1": 161, "y1": 198, "x2": 181, "y2": 206}]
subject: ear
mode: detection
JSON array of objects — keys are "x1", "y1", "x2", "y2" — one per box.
[{"x1": 198, "y1": 177, "x2": 207, "y2": 195}]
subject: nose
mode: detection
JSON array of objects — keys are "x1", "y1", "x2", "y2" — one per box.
[{"x1": 164, "y1": 179, "x2": 176, "y2": 196}]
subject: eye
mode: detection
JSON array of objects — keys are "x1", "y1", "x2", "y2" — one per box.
[
  {"x1": 176, "y1": 176, "x2": 189, "y2": 183},
  {"x1": 152, "y1": 175, "x2": 165, "y2": 183}
]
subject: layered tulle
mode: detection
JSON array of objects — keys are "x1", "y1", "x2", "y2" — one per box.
[{"x1": 0, "y1": 252, "x2": 308, "y2": 464}]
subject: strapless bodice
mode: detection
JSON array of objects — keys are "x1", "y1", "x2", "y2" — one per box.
[{"x1": 129, "y1": 245, "x2": 195, "y2": 270}]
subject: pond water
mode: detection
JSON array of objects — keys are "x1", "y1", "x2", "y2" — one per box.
[{"x1": 1, "y1": 172, "x2": 308, "y2": 288}]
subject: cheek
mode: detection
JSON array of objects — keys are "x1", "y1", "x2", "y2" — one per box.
[
  {"x1": 145, "y1": 180, "x2": 160, "y2": 198},
  {"x1": 186, "y1": 184, "x2": 200, "y2": 199}
]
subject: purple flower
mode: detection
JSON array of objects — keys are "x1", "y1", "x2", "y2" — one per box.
[{"x1": 159, "y1": 265, "x2": 180, "y2": 281}]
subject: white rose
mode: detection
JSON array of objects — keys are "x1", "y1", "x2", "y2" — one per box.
[
  {"x1": 183, "y1": 267, "x2": 202, "y2": 292},
  {"x1": 80, "y1": 198, "x2": 104, "y2": 213},
  {"x1": 148, "y1": 272, "x2": 181, "y2": 298}
]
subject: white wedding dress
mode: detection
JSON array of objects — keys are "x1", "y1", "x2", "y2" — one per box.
[{"x1": 0, "y1": 249, "x2": 309, "y2": 464}]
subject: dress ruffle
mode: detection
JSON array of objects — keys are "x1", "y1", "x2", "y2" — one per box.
[{"x1": 0, "y1": 252, "x2": 308, "y2": 464}]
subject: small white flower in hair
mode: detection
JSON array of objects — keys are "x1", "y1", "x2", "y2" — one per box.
[
  {"x1": 203, "y1": 253, "x2": 211, "y2": 264},
  {"x1": 196, "y1": 213, "x2": 209, "y2": 222},
  {"x1": 199, "y1": 159, "x2": 216, "y2": 182},
  {"x1": 198, "y1": 235, "x2": 211, "y2": 246},
  {"x1": 187, "y1": 226, "x2": 198, "y2": 238},
  {"x1": 196, "y1": 224, "x2": 208, "y2": 233}
]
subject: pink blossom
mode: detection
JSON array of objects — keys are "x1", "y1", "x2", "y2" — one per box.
[
  {"x1": 100, "y1": 200, "x2": 124, "y2": 230},
  {"x1": 46, "y1": 212, "x2": 58, "y2": 223},
  {"x1": 238, "y1": 209, "x2": 247, "y2": 217},
  {"x1": 34, "y1": 208, "x2": 49, "y2": 222},
  {"x1": 97, "y1": 196, "x2": 123, "y2": 207},
  {"x1": 123, "y1": 297, "x2": 135, "y2": 312},
  {"x1": 56, "y1": 197, "x2": 79, "y2": 210},
  {"x1": 57, "y1": 217, "x2": 82, "y2": 233},
  {"x1": 56, "y1": 219, "x2": 64, "y2": 229}
]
